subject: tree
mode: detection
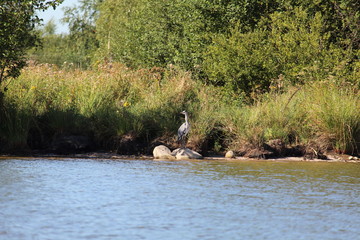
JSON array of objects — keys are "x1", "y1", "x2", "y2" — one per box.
[
  {"x1": 203, "y1": 5, "x2": 359, "y2": 96},
  {"x1": 29, "y1": 0, "x2": 100, "y2": 69},
  {"x1": 61, "y1": 0, "x2": 100, "y2": 68},
  {"x1": 95, "y1": 0, "x2": 358, "y2": 94},
  {"x1": 95, "y1": 0, "x2": 283, "y2": 70},
  {"x1": 43, "y1": 18, "x2": 57, "y2": 35},
  {"x1": 0, "y1": 0, "x2": 63, "y2": 97},
  {"x1": 28, "y1": 21, "x2": 70, "y2": 67}
]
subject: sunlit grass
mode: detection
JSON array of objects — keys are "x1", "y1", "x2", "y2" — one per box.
[
  {"x1": 226, "y1": 83, "x2": 359, "y2": 155},
  {"x1": 1, "y1": 63, "x2": 359, "y2": 155}
]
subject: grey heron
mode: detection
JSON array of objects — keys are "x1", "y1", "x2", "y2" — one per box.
[{"x1": 177, "y1": 110, "x2": 190, "y2": 148}]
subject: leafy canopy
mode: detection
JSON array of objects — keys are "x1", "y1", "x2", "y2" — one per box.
[{"x1": 95, "y1": 0, "x2": 359, "y2": 97}]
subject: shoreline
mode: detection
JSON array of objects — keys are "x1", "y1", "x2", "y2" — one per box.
[{"x1": 1, "y1": 151, "x2": 359, "y2": 163}]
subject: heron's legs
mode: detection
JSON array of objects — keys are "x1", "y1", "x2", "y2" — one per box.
[{"x1": 181, "y1": 137, "x2": 186, "y2": 149}]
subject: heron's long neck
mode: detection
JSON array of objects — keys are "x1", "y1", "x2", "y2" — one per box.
[{"x1": 184, "y1": 113, "x2": 189, "y2": 124}]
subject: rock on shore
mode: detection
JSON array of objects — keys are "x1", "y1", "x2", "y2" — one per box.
[
  {"x1": 225, "y1": 150, "x2": 235, "y2": 158},
  {"x1": 153, "y1": 145, "x2": 203, "y2": 160},
  {"x1": 172, "y1": 148, "x2": 203, "y2": 160},
  {"x1": 153, "y1": 145, "x2": 175, "y2": 160}
]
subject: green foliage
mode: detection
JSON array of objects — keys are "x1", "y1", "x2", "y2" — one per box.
[
  {"x1": 43, "y1": 18, "x2": 57, "y2": 35},
  {"x1": 203, "y1": 27, "x2": 271, "y2": 96},
  {"x1": 95, "y1": 0, "x2": 282, "y2": 70},
  {"x1": 0, "y1": 102, "x2": 32, "y2": 151},
  {"x1": 30, "y1": 1, "x2": 100, "y2": 68},
  {"x1": 28, "y1": 32, "x2": 69, "y2": 67},
  {"x1": 1, "y1": 0, "x2": 359, "y2": 155},
  {"x1": 203, "y1": 6, "x2": 359, "y2": 96},
  {"x1": 0, "y1": 64, "x2": 197, "y2": 151},
  {"x1": 1, "y1": 64, "x2": 359, "y2": 155},
  {"x1": 0, "y1": 0, "x2": 63, "y2": 91},
  {"x1": 62, "y1": 0, "x2": 100, "y2": 68},
  {"x1": 225, "y1": 83, "x2": 360, "y2": 155},
  {"x1": 304, "y1": 83, "x2": 360, "y2": 155},
  {"x1": 95, "y1": 0, "x2": 359, "y2": 97}
]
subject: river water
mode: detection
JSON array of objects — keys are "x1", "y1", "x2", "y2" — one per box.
[{"x1": 0, "y1": 158, "x2": 359, "y2": 240}]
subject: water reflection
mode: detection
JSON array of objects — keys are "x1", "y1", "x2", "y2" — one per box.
[{"x1": 0, "y1": 158, "x2": 359, "y2": 240}]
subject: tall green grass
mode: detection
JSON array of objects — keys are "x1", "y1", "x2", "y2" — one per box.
[
  {"x1": 1, "y1": 63, "x2": 359, "y2": 156},
  {"x1": 225, "y1": 83, "x2": 360, "y2": 155}
]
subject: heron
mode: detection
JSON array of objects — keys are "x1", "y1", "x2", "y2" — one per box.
[{"x1": 177, "y1": 110, "x2": 190, "y2": 148}]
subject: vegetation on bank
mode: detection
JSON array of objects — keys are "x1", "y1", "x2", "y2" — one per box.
[
  {"x1": 0, "y1": 0, "x2": 359, "y2": 157},
  {"x1": 0, "y1": 63, "x2": 359, "y2": 156}
]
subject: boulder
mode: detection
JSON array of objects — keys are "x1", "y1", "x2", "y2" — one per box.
[
  {"x1": 225, "y1": 150, "x2": 235, "y2": 158},
  {"x1": 153, "y1": 145, "x2": 175, "y2": 160},
  {"x1": 172, "y1": 148, "x2": 203, "y2": 160}
]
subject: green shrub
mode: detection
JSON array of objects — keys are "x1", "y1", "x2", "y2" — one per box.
[{"x1": 203, "y1": 7, "x2": 359, "y2": 97}]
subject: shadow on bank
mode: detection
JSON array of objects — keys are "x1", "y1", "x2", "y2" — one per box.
[{"x1": 0, "y1": 101, "x2": 359, "y2": 160}]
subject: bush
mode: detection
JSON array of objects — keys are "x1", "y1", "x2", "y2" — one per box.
[{"x1": 203, "y1": 7, "x2": 359, "y2": 96}]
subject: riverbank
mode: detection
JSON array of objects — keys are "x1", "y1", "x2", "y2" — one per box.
[
  {"x1": 1, "y1": 63, "x2": 359, "y2": 157},
  {"x1": 1, "y1": 150, "x2": 359, "y2": 163}
]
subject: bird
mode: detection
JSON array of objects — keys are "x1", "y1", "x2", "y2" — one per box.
[{"x1": 177, "y1": 110, "x2": 190, "y2": 148}]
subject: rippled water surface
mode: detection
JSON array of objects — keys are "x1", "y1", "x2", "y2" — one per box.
[{"x1": 0, "y1": 158, "x2": 359, "y2": 240}]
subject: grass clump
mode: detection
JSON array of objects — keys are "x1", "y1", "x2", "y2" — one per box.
[
  {"x1": 226, "y1": 83, "x2": 359, "y2": 156},
  {"x1": 304, "y1": 83, "x2": 360, "y2": 155}
]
